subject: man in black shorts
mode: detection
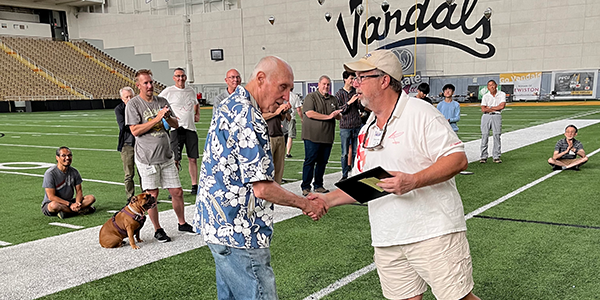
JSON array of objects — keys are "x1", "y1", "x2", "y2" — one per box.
[
  {"x1": 159, "y1": 68, "x2": 200, "y2": 194},
  {"x1": 41, "y1": 147, "x2": 96, "y2": 219}
]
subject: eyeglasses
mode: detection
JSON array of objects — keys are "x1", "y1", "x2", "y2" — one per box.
[
  {"x1": 174, "y1": 75, "x2": 186, "y2": 78},
  {"x1": 353, "y1": 74, "x2": 382, "y2": 84},
  {"x1": 227, "y1": 76, "x2": 241, "y2": 80}
]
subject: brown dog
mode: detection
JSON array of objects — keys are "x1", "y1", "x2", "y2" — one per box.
[{"x1": 99, "y1": 192, "x2": 157, "y2": 249}]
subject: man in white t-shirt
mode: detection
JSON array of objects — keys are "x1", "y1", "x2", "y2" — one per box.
[
  {"x1": 159, "y1": 68, "x2": 200, "y2": 194},
  {"x1": 479, "y1": 80, "x2": 506, "y2": 164},
  {"x1": 285, "y1": 92, "x2": 303, "y2": 158},
  {"x1": 309, "y1": 50, "x2": 480, "y2": 300}
]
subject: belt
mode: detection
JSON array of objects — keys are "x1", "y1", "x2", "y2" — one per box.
[{"x1": 484, "y1": 112, "x2": 501, "y2": 115}]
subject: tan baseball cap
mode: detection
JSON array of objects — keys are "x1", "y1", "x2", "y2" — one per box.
[{"x1": 344, "y1": 50, "x2": 403, "y2": 82}]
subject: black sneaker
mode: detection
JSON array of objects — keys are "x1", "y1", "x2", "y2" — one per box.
[
  {"x1": 285, "y1": 154, "x2": 292, "y2": 158},
  {"x1": 79, "y1": 206, "x2": 96, "y2": 215},
  {"x1": 57, "y1": 211, "x2": 66, "y2": 219},
  {"x1": 178, "y1": 222, "x2": 196, "y2": 234},
  {"x1": 190, "y1": 185, "x2": 198, "y2": 195},
  {"x1": 154, "y1": 228, "x2": 172, "y2": 243},
  {"x1": 168, "y1": 194, "x2": 172, "y2": 200}
]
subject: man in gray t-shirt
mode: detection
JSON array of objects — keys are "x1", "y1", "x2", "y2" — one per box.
[
  {"x1": 125, "y1": 69, "x2": 195, "y2": 243},
  {"x1": 41, "y1": 147, "x2": 96, "y2": 219}
]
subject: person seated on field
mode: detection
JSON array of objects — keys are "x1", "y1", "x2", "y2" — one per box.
[
  {"x1": 548, "y1": 125, "x2": 588, "y2": 171},
  {"x1": 41, "y1": 147, "x2": 96, "y2": 219}
]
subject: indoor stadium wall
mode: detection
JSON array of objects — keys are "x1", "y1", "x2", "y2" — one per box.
[{"x1": 72, "y1": 0, "x2": 600, "y2": 86}]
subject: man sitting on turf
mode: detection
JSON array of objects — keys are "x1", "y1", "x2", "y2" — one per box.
[
  {"x1": 41, "y1": 147, "x2": 96, "y2": 219},
  {"x1": 548, "y1": 125, "x2": 588, "y2": 171}
]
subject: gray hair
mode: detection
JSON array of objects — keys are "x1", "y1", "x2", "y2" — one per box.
[
  {"x1": 119, "y1": 86, "x2": 135, "y2": 96},
  {"x1": 374, "y1": 70, "x2": 402, "y2": 94},
  {"x1": 319, "y1": 75, "x2": 331, "y2": 83}
]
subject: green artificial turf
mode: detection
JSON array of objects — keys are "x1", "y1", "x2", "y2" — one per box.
[{"x1": 2, "y1": 104, "x2": 600, "y2": 300}]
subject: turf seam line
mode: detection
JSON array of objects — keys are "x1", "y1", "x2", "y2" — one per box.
[{"x1": 472, "y1": 215, "x2": 600, "y2": 230}]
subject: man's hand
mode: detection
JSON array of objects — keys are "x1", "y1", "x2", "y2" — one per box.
[
  {"x1": 277, "y1": 103, "x2": 292, "y2": 114},
  {"x1": 156, "y1": 105, "x2": 170, "y2": 120},
  {"x1": 70, "y1": 202, "x2": 82, "y2": 212},
  {"x1": 302, "y1": 195, "x2": 328, "y2": 220},
  {"x1": 377, "y1": 171, "x2": 418, "y2": 196},
  {"x1": 348, "y1": 94, "x2": 359, "y2": 105},
  {"x1": 329, "y1": 109, "x2": 342, "y2": 119}
]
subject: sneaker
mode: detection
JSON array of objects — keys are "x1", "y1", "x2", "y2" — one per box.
[
  {"x1": 493, "y1": 158, "x2": 502, "y2": 163},
  {"x1": 479, "y1": 159, "x2": 487, "y2": 163},
  {"x1": 190, "y1": 185, "x2": 198, "y2": 195},
  {"x1": 178, "y1": 222, "x2": 196, "y2": 234},
  {"x1": 168, "y1": 194, "x2": 172, "y2": 200},
  {"x1": 154, "y1": 228, "x2": 172, "y2": 243},
  {"x1": 285, "y1": 154, "x2": 293, "y2": 158},
  {"x1": 552, "y1": 165, "x2": 562, "y2": 171},
  {"x1": 302, "y1": 189, "x2": 311, "y2": 196},
  {"x1": 57, "y1": 211, "x2": 66, "y2": 219},
  {"x1": 314, "y1": 187, "x2": 330, "y2": 193},
  {"x1": 79, "y1": 206, "x2": 96, "y2": 215}
]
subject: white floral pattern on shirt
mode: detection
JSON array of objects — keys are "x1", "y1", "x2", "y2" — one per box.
[{"x1": 193, "y1": 86, "x2": 275, "y2": 249}]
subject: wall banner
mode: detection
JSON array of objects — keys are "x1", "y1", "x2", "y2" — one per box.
[
  {"x1": 551, "y1": 70, "x2": 598, "y2": 99},
  {"x1": 500, "y1": 72, "x2": 542, "y2": 100}
]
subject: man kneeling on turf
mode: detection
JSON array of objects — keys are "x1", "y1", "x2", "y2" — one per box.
[
  {"x1": 41, "y1": 147, "x2": 96, "y2": 219},
  {"x1": 548, "y1": 125, "x2": 588, "y2": 171}
]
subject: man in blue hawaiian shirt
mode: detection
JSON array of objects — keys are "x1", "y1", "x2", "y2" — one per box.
[{"x1": 193, "y1": 56, "x2": 328, "y2": 300}]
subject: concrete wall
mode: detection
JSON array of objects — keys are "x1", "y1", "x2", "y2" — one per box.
[
  {"x1": 70, "y1": 0, "x2": 600, "y2": 86},
  {"x1": 0, "y1": 20, "x2": 51, "y2": 37}
]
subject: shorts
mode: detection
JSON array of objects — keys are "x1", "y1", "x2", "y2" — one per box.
[
  {"x1": 287, "y1": 118, "x2": 297, "y2": 139},
  {"x1": 136, "y1": 158, "x2": 182, "y2": 191},
  {"x1": 373, "y1": 231, "x2": 474, "y2": 300},
  {"x1": 41, "y1": 200, "x2": 72, "y2": 216},
  {"x1": 170, "y1": 128, "x2": 199, "y2": 161}
]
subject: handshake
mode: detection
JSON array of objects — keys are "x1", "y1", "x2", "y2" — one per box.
[{"x1": 301, "y1": 192, "x2": 329, "y2": 221}]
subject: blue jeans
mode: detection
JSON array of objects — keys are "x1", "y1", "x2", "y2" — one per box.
[
  {"x1": 301, "y1": 140, "x2": 332, "y2": 191},
  {"x1": 339, "y1": 128, "x2": 361, "y2": 178},
  {"x1": 208, "y1": 243, "x2": 278, "y2": 300}
]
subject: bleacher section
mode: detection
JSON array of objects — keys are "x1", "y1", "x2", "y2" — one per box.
[
  {"x1": 0, "y1": 49, "x2": 73, "y2": 100},
  {"x1": 0, "y1": 36, "x2": 166, "y2": 102},
  {"x1": 71, "y1": 40, "x2": 167, "y2": 94}
]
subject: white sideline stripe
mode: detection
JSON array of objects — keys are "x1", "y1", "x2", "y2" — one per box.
[
  {"x1": 158, "y1": 200, "x2": 191, "y2": 205},
  {"x1": 304, "y1": 145, "x2": 600, "y2": 300},
  {"x1": 107, "y1": 210, "x2": 119, "y2": 214},
  {"x1": 48, "y1": 223, "x2": 84, "y2": 229},
  {"x1": 303, "y1": 264, "x2": 377, "y2": 300},
  {"x1": 0, "y1": 171, "x2": 192, "y2": 192},
  {"x1": 0, "y1": 241, "x2": 12, "y2": 246}
]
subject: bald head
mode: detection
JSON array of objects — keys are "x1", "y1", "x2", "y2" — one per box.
[
  {"x1": 246, "y1": 56, "x2": 294, "y2": 111},
  {"x1": 225, "y1": 69, "x2": 241, "y2": 93}
]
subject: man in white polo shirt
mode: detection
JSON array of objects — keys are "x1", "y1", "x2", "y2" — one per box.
[
  {"x1": 479, "y1": 79, "x2": 506, "y2": 164},
  {"x1": 309, "y1": 50, "x2": 480, "y2": 300}
]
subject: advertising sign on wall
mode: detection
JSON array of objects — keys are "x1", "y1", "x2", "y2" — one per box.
[
  {"x1": 551, "y1": 70, "x2": 598, "y2": 99},
  {"x1": 500, "y1": 72, "x2": 542, "y2": 100}
]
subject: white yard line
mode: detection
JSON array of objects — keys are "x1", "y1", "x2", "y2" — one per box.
[
  {"x1": 48, "y1": 223, "x2": 85, "y2": 229},
  {"x1": 0, "y1": 241, "x2": 11, "y2": 246},
  {"x1": 0, "y1": 119, "x2": 599, "y2": 300}
]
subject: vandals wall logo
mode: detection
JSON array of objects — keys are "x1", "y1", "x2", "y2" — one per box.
[{"x1": 327, "y1": 0, "x2": 495, "y2": 59}]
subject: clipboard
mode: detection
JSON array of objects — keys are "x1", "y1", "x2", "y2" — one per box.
[{"x1": 334, "y1": 166, "x2": 393, "y2": 203}]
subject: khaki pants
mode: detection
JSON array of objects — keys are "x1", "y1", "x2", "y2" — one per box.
[
  {"x1": 270, "y1": 135, "x2": 285, "y2": 184},
  {"x1": 120, "y1": 145, "x2": 136, "y2": 198}
]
